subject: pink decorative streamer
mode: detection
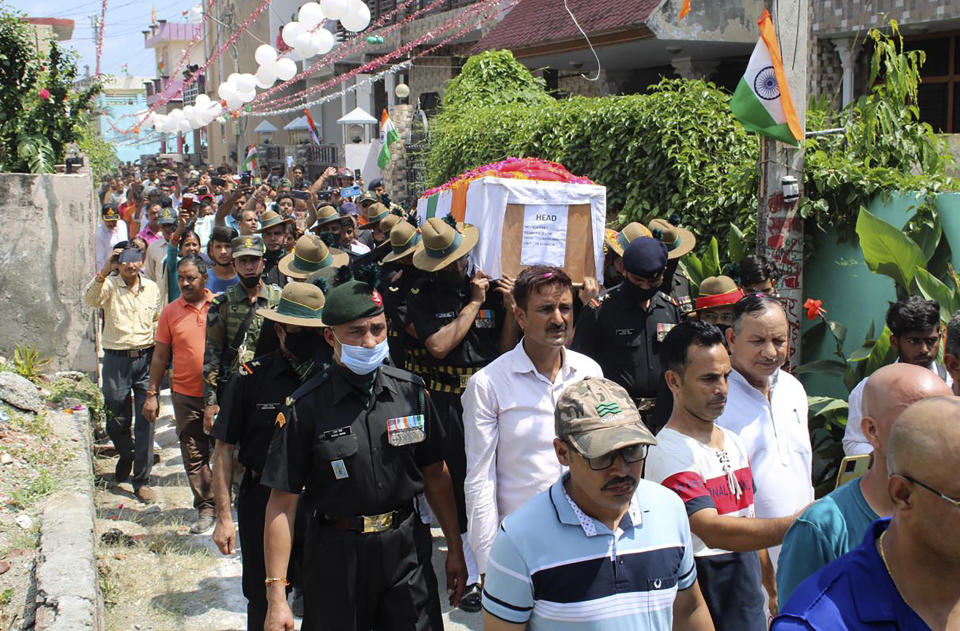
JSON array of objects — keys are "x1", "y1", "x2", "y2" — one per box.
[{"x1": 94, "y1": 0, "x2": 108, "y2": 77}]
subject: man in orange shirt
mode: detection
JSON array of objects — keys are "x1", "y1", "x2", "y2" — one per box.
[{"x1": 143, "y1": 253, "x2": 216, "y2": 533}]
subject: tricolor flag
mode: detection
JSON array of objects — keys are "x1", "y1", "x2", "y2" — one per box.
[
  {"x1": 241, "y1": 144, "x2": 258, "y2": 174},
  {"x1": 678, "y1": 0, "x2": 690, "y2": 20},
  {"x1": 304, "y1": 109, "x2": 321, "y2": 146},
  {"x1": 377, "y1": 109, "x2": 399, "y2": 169},
  {"x1": 729, "y1": 10, "x2": 803, "y2": 147}
]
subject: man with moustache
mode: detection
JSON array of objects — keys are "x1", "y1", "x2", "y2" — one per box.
[
  {"x1": 482, "y1": 378, "x2": 715, "y2": 631},
  {"x1": 462, "y1": 266, "x2": 602, "y2": 576},
  {"x1": 776, "y1": 363, "x2": 952, "y2": 606},
  {"x1": 717, "y1": 294, "x2": 813, "y2": 575},
  {"x1": 256, "y1": 210, "x2": 294, "y2": 287},
  {"x1": 843, "y1": 296, "x2": 953, "y2": 455},
  {"x1": 646, "y1": 321, "x2": 799, "y2": 629},
  {"x1": 202, "y1": 235, "x2": 282, "y2": 434}
]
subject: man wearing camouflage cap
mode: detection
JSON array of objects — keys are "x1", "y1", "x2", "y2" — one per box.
[
  {"x1": 261, "y1": 278, "x2": 466, "y2": 630},
  {"x1": 202, "y1": 234, "x2": 282, "y2": 434},
  {"x1": 482, "y1": 377, "x2": 713, "y2": 631}
]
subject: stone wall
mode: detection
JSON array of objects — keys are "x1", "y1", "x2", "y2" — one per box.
[
  {"x1": 0, "y1": 174, "x2": 98, "y2": 373},
  {"x1": 813, "y1": 0, "x2": 960, "y2": 35}
]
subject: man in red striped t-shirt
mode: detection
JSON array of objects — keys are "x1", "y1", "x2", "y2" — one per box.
[{"x1": 645, "y1": 321, "x2": 801, "y2": 630}]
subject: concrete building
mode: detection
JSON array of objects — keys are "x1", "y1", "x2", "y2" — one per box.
[
  {"x1": 142, "y1": 20, "x2": 206, "y2": 159},
  {"x1": 23, "y1": 17, "x2": 74, "y2": 57},
  {"x1": 79, "y1": 74, "x2": 163, "y2": 164}
]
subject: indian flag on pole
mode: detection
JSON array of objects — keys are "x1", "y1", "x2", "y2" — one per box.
[
  {"x1": 241, "y1": 144, "x2": 258, "y2": 174},
  {"x1": 378, "y1": 109, "x2": 400, "y2": 168},
  {"x1": 730, "y1": 9, "x2": 803, "y2": 147}
]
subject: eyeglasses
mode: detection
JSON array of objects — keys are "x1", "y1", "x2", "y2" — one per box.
[
  {"x1": 895, "y1": 473, "x2": 960, "y2": 509},
  {"x1": 565, "y1": 440, "x2": 648, "y2": 470}
]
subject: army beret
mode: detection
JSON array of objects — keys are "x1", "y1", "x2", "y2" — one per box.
[{"x1": 322, "y1": 280, "x2": 384, "y2": 326}]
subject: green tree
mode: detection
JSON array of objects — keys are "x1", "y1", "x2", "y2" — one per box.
[{"x1": 0, "y1": 11, "x2": 100, "y2": 173}]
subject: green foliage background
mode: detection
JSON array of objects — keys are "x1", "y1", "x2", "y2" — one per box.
[
  {"x1": 0, "y1": 11, "x2": 101, "y2": 173},
  {"x1": 428, "y1": 51, "x2": 759, "y2": 254}
]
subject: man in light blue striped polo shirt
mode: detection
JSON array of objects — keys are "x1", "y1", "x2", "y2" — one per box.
[{"x1": 482, "y1": 377, "x2": 715, "y2": 630}]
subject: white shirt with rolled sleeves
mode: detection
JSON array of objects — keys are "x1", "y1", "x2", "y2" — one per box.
[
  {"x1": 716, "y1": 368, "x2": 813, "y2": 567},
  {"x1": 461, "y1": 340, "x2": 602, "y2": 574},
  {"x1": 95, "y1": 220, "x2": 128, "y2": 270},
  {"x1": 842, "y1": 360, "x2": 952, "y2": 456}
]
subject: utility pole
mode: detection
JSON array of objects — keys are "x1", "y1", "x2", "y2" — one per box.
[{"x1": 756, "y1": 0, "x2": 808, "y2": 369}]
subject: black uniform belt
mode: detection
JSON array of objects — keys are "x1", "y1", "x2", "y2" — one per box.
[
  {"x1": 320, "y1": 503, "x2": 414, "y2": 534},
  {"x1": 104, "y1": 346, "x2": 154, "y2": 358},
  {"x1": 428, "y1": 366, "x2": 480, "y2": 394}
]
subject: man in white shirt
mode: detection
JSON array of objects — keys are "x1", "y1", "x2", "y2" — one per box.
[
  {"x1": 646, "y1": 320, "x2": 798, "y2": 628},
  {"x1": 843, "y1": 296, "x2": 952, "y2": 455},
  {"x1": 462, "y1": 266, "x2": 602, "y2": 575},
  {"x1": 95, "y1": 205, "x2": 129, "y2": 270},
  {"x1": 144, "y1": 206, "x2": 177, "y2": 284},
  {"x1": 717, "y1": 294, "x2": 813, "y2": 569}
]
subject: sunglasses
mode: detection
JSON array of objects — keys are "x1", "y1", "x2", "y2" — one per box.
[{"x1": 565, "y1": 440, "x2": 648, "y2": 471}]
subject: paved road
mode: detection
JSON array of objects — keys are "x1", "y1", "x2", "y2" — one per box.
[{"x1": 94, "y1": 390, "x2": 481, "y2": 630}]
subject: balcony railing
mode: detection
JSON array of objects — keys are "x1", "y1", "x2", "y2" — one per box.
[{"x1": 256, "y1": 143, "x2": 342, "y2": 173}]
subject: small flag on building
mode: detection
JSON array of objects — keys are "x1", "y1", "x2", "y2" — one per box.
[
  {"x1": 729, "y1": 9, "x2": 803, "y2": 147},
  {"x1": 120, "y1": 63, "x2": 128, "y2": 74},
  {"x1": 304, "y1": 109, "x2": 321, "y2": 146},
  {"x1": 377, "y1": 108, "x2": 399, "y2": 169},
  {"x1": 241, "y1": 144, "x2": 258, "y2": 175},
  {"x1": 678, "y1": 0, "x2": 690, "y2": 20}
]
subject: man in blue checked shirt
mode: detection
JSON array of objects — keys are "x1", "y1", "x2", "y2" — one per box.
[{"x1": 482, "y1": 377, "x2": 714, "y2": 631}]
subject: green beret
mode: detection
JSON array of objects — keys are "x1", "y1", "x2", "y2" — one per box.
[{"x1": 322, "y1": 280, "x2": 384, "y2": 326}]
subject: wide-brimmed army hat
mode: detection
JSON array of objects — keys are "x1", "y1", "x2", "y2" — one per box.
[
  {"x1": 309, "y1": 205, "x2": 342, "y2": 231},
  {"x1": 381, "y1": 220, "x2": 423, "y2": 264},
  {"x1": 695, "y1": 276, "x2": 744, "y2": 311},
  {"x1": 605, "y1": 222, "x2": 652, "y2": 257},
  {"x1": 358, "y1": 202, "x2": 390, "y2": 228},
  {"x1": 412, "y1": 217, "x2": 479, "y2": 272},
  {"x1": 279, "y1": 234, "x2": 349, "y2": 280},
  {"x1": 257, "y1": 281, "x2": 325, "y2": 327},
  {"x1": 648, "y1": 218, "x2": 696, "y2": 260},
  {"x1": 256, "y1": 209, "x2": 293, "y2": 232}
]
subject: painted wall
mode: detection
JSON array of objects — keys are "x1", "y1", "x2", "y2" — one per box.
[{"x1": 0, "y1": 174, "x2": 98, "y2": 372}]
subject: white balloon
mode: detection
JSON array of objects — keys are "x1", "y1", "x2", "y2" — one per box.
[
  {"x1": 254, "y1": 44, "x2": 278, "y2": 66},
  {"x1": 293, "y1": 30, "x2": 313, "y2": 49},
  {"x1": 294, "y1": 42, "x2": 319, "y2": 59},
  {"x1": 194, "y1": 93, "x2": 211, "y2": 107},
  {"x1": 274, "y1": 57, "x2": 298, "y2": 81},
  {"x1": 218, "y1": 83, "x2": 238, "y2": 101},
  {"x1": 255, "y1": 64, "x2": 279, "y2": 88},
  {"x1": 238, "y1": 88, "x2": 257, "y2": 103},
  {"x1": 298, "y1": 2, "x2": 326, "y2": 27},
  {"x1": 320, "y1": 0, "x2": 349, "y2": 20},
  {"x1": 340, "y1": 1, "x2": 370, "y2": 32},
  {"x1": 206, "y1": 102, "x2": 222, "y2": 117},
  {"x1": 235, "y1": 73, "x2": 256, "y2": 93},
  {"x1": 311, "y1": 28, "x2": 334, "y2": 54},
  {"x1": 178, "y1": 119, "x2": 192, "y2": 133},
  {"x1": 282, "y1": 21, "x2": 304, "y2": 45},
  {"x1": 226, "y1": 72, "x2": 241, "y2": 87},
  {"x1": 226, "y1": 97, "x2": 244, "y2": 111},
  {"x1": 168, "y1": 108, "x2": 184, "y2": 120}
]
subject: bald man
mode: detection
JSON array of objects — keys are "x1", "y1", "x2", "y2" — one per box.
[
  {"x1": 775, "y1": 363, "x2": 951, "y2": 606},
  {"x1": 774, "y1": 396, "x2": 960, "y2": 630}
]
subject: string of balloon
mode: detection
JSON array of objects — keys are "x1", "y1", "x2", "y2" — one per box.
[{"x1": 250, "y1": 0, "x2": 514, "y2": 112}]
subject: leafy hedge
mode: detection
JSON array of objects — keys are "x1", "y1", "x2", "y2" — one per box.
[{"x1": 430, "y1": 54, "x2": 759, "y2": 253}]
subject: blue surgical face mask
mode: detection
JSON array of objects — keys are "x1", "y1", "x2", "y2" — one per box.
[{"x1": 334, "y1": 333, "x2": 389, "y2": 375}]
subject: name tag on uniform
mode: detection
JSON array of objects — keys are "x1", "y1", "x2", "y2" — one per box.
[
  {"x1": 474, "y1": 309, "x2": 496, "y2": 329},
  {"x1": 656, "y1": 323, "x2": 677, "y2": 342},
  {"x1": 616, "y1": 328, "x2": 635, "y2": 336},
  {"x1": 320, "y1": 426, "x2": 353, "y2": 441},
  {"x1": 386, "y1": 415, "x2": 426, "y2": 447},
  {"x1": 256, "y1": 402, "x2": 280, "y2": 411},
  {"x1": 331, "y1": 459, "x2": 349, "y2": 480}
]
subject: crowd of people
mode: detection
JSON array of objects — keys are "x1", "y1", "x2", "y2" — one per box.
[{"x1": 86, "y1": 160, "x2": 960, "y2": 631}]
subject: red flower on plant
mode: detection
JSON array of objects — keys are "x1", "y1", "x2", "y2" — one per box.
[
  {"x1": 39, "y1": 88, "x2": 51, "y2": 100},
  {"x1": 804, "y1": 298, "x2": 825, "y2": 321}
]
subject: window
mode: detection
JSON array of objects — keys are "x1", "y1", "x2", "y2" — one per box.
[{"x1": 905, "y1": 33, "x2": 960, "y2": 133}]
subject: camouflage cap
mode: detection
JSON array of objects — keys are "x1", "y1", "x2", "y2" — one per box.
[
  {"x1": 231, "y1": 234, "x2": 265, "y2": 258},
  {"x1": 555, "y1": 377, "x2": 656, "y2": 458}
]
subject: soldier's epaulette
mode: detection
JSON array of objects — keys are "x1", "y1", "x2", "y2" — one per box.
[
  {"x1": 588, "y1": 292, "x2": 609, "y2": 309},
  {"x1": 211, "y1": 293, "x2": 227, "y2": 306},
  {"x1": 659, "y1": 291, "x2": 678, "y2": 305},
  {"x1": 285, "y1": 370, "x2": 331, "y2": 407},
  {"x1": 381, "y1": 364, "x2": 426, "y2": 387},
  {"x1": 409, "y1": 286, "x2": 420, "y2": 295},
  {"x1": 388, "y1": 285, "x2": 401, "y2": 293}
]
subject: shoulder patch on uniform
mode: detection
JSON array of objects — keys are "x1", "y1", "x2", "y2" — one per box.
[
  {"x1": 410, "y1": 287, "x2": 420, "y2": 295},
  {"x1": 588, "y1": 292, "x2": 609, "y2": 309},
  {"x1": 275, "y1": 411, "x2": 286, "y2": 428},
  {"x1": 238, "y1": 360, "x2": 259, "y2": 376}
]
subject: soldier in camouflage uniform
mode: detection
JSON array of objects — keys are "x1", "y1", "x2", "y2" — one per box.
[{"x1": 202, "y1": 234, "x2": 282, "y2": 432}]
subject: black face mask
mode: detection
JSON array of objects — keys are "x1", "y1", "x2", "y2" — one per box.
[
  {"x1": 264, "y1": 249, "x2": 283, "y2": 262},
  {"x1": 622, "y1": 279, "x2": 659, "y2": 302},
  {"x1": 283, "y1": 328, "x2": 325, "y2": 361},
  {"x1": 239, "y1": 273, "x2": 261, "y2": 289}
]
